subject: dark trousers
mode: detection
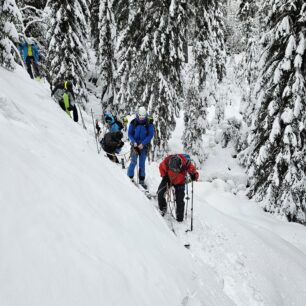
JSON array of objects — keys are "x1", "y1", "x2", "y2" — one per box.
[
  {"x1": 157, "y1": 177, "x2": 185, "y2": 221},
  {"x1": 26, "y1": 56, "x2": 40, "y2": 79},
  {"x1": 59, "y1": 101, "x2": 78, "y2": 122}
]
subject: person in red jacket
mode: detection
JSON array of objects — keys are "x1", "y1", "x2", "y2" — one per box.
[{"x1": 158, "y1": 154, "x2": 199, "y2": 222}]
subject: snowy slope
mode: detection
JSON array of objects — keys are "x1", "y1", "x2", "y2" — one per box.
[
  {"x1": 145, "y1": 83, "x2": 306, "y2": 305},
  {"x1": 0, "y1": 67, "x2": 233, "y2": 306},
  {"x1": 1, "y1": 66, "x2": 306, "y2": 306}
]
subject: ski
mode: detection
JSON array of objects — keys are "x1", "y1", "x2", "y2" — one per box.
[
  {"x1": 164, "y1": 214, "x2": 191, "y2": 249},
  {"x1": 130, "y1": 179, "x2": 157, "y2": 200}
]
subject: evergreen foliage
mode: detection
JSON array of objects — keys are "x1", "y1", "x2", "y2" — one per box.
[
  {"x1": 18, "y1": 0, "x2": 47, "y2": 75},
  {"x1": 0, "y1": 0, "x2": 22, "y2": 70},
  {"x1": 98, "y1": 0, "x2": 117, "y2": 114},
  {"x1": 89, "y1": 0, "x2": 99, "y2": 52},
  {"x1": 247, "y1": 0, "x2": 306, "y2": 224},
  {"x1": 237, "y1": 0, "x2": 261, "y2": 127},
  {"x1": 116, "y1": 0, "x2": 188, "y2": 156},
  {"x1": 141, "y1": 0, "x2": 188, "y2": 156},
  {"x1": 182, "y1": 0, "x2": 226, "y2": 164},
  {"x1": 46, "y1": 0, "x2": 90, "y2": 101}
]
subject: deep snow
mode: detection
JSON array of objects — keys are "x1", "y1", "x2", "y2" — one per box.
[{"x1": 1, "y1": 66, "x2": 306, "y2": 306}]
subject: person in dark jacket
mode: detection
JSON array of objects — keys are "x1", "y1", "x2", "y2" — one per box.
[
  {"x1": 101, "y1": 131, "x2": 124, "y2": 163},
  {"x1": 51, "y1": 80, "x2": 78, "y2": 122},
  {"x1": 18, "y1": 37, "x2": 40, "y2": 79},
  {"x1": 127, "y1": 106, "x2": 154, "y2": 188},
  {"x1": 158, "y1": 154, "x2": 199, "y2": 222}
]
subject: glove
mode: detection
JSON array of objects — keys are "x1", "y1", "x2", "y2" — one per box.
[
  {"x1": 138, "y1": 143, "x2": 144, "y2": 150},
  {"x1": 162, "y1": 176, "x2": 170, "y2": 183},
  {"x1": 133, "y1": 143, "x2": 138, "y2": 148},
  {"x1": 190, "y1": 172, "x2": 198, "y2": 181}
]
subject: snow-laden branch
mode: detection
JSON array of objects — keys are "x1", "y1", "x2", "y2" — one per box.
[
  {"x1": 24, "y1": 18, "x2": 46, "y2": 32},
  {"x1": 20, "y1": 5, "x2": 42, "y2": 15}
]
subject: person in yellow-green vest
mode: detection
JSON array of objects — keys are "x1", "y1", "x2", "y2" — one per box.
[
  {"x1": 18, "y1": 37, "x2": 40, "y2": 79},
  {"x1": 51, "y1": 80, "x2": 78, "y2": 122}
]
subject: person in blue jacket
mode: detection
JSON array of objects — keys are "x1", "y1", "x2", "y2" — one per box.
[
  {"x1": 127, "y1": 106, "x2": 154, "y2": 188},
  {"x1": 18, "y1": 37, "x2": 40, "y2": 79},
  {"x1": 104, "y1": 112, "x2": 124, "y2": 132}
]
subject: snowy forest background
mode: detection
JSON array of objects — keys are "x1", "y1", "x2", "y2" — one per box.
[{"x1": 1, "y1": 0, "x2": 305, "y2": 225}]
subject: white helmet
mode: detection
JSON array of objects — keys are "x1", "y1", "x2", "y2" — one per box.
[
  {"x1": 138, "y1": 106, "x2": 147, "y2": 119},
  {"x1": 26, "y1": 37, "x2": 34, "y2": 44}
]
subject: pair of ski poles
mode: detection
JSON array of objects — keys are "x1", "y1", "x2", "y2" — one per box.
[
  {"x1": 185, "y1": 175, "x2": 194, "y2": 232},
  {"x1": 164, "y1": 174, "x2": 194, "y2": 231}
]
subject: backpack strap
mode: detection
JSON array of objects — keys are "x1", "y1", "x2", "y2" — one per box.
[{"x1": 132, "y1": 116, "x2": 153, "y2": 129}]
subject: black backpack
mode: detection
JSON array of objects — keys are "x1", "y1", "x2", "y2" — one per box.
[{"x1": 131, "y1": 116, "x2": 153, "y2": 130}]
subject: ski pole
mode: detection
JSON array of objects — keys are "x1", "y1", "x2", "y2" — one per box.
[
  {"x1": 77, "y1": 99, "x2": 87, "y2": 130},
  {"x1": 91, "y1": 108, "x2": 100, "y2": 154},
  {"x1": 190, "y1": 179, "x2": 194, "y2": 231},
  {"x1": 185, "y1": 178, "x2": 189, "y2": 220}
]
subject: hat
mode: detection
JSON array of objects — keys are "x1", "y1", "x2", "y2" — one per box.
[
  {"x1": 138, "y1": 106, "x2": 146, "y2": 119},
  {"x1": 25, "y1": 37, "x2": 34, "y2": 44},
  {"x1": 104, "y1": 113, "x2": 113, "y2": 123},
  {"x1": 168, "y1": 155, "x2": 183, "y2": 173}
]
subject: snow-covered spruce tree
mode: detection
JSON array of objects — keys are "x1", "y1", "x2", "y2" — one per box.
[
  {"x1": 135, "y1": 0, "x2": 188, "y2": 157},
  {"x1": 211, "y1": 0, "x2": 226, "y2": 83},
  {"x1": 98, "y1": 0, "x2": 118, "y2": 114},
  {"x1": 237, "y1": 0, "x2": 261, "y2": 127},
  {"x1": 210, "y1": 0, "x2": 227, "y2": 124},
  {"x1": 115, "y1": 0, "x2": 141, "y2": 115},
  {"x1": 18, "y1": 0, "x2": 47, "y2": 38},
  {"x1": 112, "y1": 0, "x2": 129, "y2": 32},
  {"x1": 46, "y1": 0, "x2": 90, "y2": 101},
  {"x1": 182, "y1": 0, "x2": 213, "y2": 164},
  {"x1": 238, "y1": 0, "x2": 258, "y2": 44},
  {"x1": 89, "y1": 0, "x2": 99, "y2": 52},
  {"x1": 182, "y1": 78, "x2": 208, "y2": 165},
  {"x1": 17, "y1": 0, "x2": 47, "y2": 74},
  {"x1": 247, "y1": 0, "x2": 306, "y2": 224},
  {"x1": 0, "y1": 0, "x2": 22, "y2": 70}
]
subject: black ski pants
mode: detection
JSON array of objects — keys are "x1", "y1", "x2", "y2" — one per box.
[
  {"x1": 26, "y1": 56, "x2": 40, "y2": 79},
  {"x1": 157, "y1": 177, "x2": 185, "y2": 222},
  {"x1": 59, "y1": 101, "x2": 78, "y2": 122}
]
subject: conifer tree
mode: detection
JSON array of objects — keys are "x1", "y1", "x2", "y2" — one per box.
[
  {"x1": 115, "y1": 0, "x2": 141, "y2": 114},
  {"x1": 46, "y1": 0, "x2": 90, "y2": 101},
  {"x1": 182, "y1": 79, "x2": 208, "y2": 165},
  {"x1": 0, "y1": 0, "x2": 22, "y2": 70},
  {"x1": 182, "y1": 0, "x2": 211, "y2": 164},
  {"x1": 89, "y1": 0, "x2": 99, "y2": 52},
  {"x1": 183, "y1": 0, "x2": 227, "y2": 163},
  {"x1": 212, "y1": 0, "x2": 226, "y2": 83},
  {"x1": 98, "y1": 0, "x2": 117, "y2": 113},
  {"x1": 237, "y1": 0, "x2": 261, "y2": 127},
  {"x1": 138, "y1": 0, "x2": 188, "y2": 156},
  {"x1": 17, "y1": 0, "x2": 47, "y2": 74},
  {"x1": 247, "y1": 0, "x2": 306, "y2": 224}
]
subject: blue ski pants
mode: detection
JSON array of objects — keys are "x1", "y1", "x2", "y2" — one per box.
[{"x1": 127, "y1": 148, "x2": 147, "y2": 179}]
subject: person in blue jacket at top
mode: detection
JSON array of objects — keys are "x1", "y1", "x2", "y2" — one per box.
[
  {"x1": 127, "y1": 106, "x2": 154, "y2": 188},
  {"x1": 18, "y1": 37, "x2": 40, "y2": 79},
  {"x1": 104, "y1": 112, "x2": 124, "y2": 133}
]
